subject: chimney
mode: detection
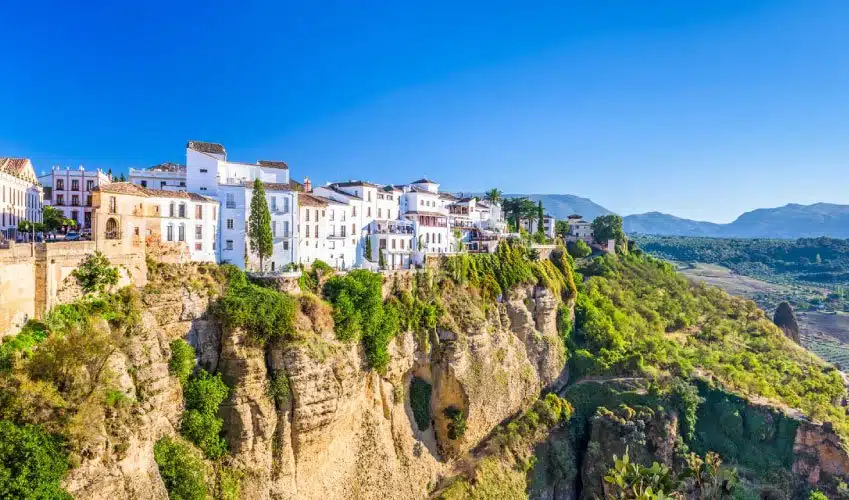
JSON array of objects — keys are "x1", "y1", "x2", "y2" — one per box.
[{"x1": 304, "y1": 177, "x2": 312, "y2": 193}]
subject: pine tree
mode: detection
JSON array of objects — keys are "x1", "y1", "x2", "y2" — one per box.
[{"x1": 248, "y1": 179, "x2": 273, "y2": 271}]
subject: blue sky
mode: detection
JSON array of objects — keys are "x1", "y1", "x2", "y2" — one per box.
[{"x1": 2, "y1": 1, "x2": 847, "y2": 222}]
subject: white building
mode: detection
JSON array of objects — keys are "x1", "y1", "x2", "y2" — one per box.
[
  {"x1": 131, "y1": 142, "x2": 299, "y2": 271},
  {"x1": 398, "y1": 179, "x2": 452, "y2": 255},
  {"x1": 128, "y1": 162, "x2": 187, "y2": 191},
  {"x1": 0, "y1": 158, "x2": 43, "y2": 240},
  {"x1": 367, "y1": 219, "x2": 415, "y2": 270},
  {"x1": 567, "y1": 215, "x2": 593, "y2": 243},
  {"x1": 38, "y1": 165, "x2": 110, "y2": 231},
  {"x1": 520, "y1": 214, "x2": 556, "y2": 239},
  {"x1": 295, "y1": 192, "x2": 329, "y2": 268}
]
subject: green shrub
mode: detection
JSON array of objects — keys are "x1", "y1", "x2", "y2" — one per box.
[
  {"x1": 0, "y1": 420, "x2": 70, "y2": 499},
  {"x1": 154, "y1": 437, "x2": 208, "y2": 500},
  {"x1": 169, "y1": 339, "x2": 196, "y2": 386},
  {"x1": 444, "y1": 406, "x2": 467, "y2": 440},
  {"x1": 181, "y1": 370, "x2": 229, "y2": 459},
  {"x1": 410, "y1": 377, "x2": 432, "y2": 431},
  {"x1": 268, "y1": 371, "x2": 291, "y2": 409},
  {"x1": 567, "y1": 240, "x2": 592, "y2": 259},
  {"x1": 213, "y1": 267, "x2": 296, "y2": 343},
  {"x1": 72, "y1": 251, "x2": 120, "y2": 294},
  {"x1": 323, "y1": 270, "x2": 399, "y2": 372}
]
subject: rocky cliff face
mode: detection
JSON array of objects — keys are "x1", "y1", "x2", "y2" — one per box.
[{"x1": 61, "y1": 275, "x2": 569, "y2": 499}]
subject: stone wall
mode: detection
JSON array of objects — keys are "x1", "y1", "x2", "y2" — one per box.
[{"x1": 0, "y1": 241, "x2": 147, "y2": 338}]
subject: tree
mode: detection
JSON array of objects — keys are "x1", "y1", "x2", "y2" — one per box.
[
  {"x1": 591, "y1": 214, "x2": 625, "y2": 245},
  {"x1": 568, "y1": 240, "x2": 592, "y2": 258},
  {"x1": 484, "y1": 188, "x2": 503, "y2": 205},
  {"x1": 503, "y1": 197, "x2": 538, "y2": 233},
  {"x1": 247, "y1": 179, "x2": 273, "y2": 271},
  {"x1": 72, "y1": 251, "x2": 120, "y2": 294},
  {"x1": 555, "y1": 220, "x2": 571, "y2": 239},
  {"x1": 42, "y1": 206, "x2": 67, "y2": 235},
  {"x1": 379, "y1": 248, "x2": 387, "y2": 269},
  {"x1": 537, "y1": 201, "x2": 545, "y2": 236},
  {"x1": 364, "y1": 236, "x2": 373, "y2": 261}
]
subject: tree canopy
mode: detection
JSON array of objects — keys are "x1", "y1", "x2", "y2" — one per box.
[
  {"x1": 592, "y1": 215, "x2": 625, "y2": 245},
  {"x1": 484, "y1": 188, "x2": 503, "y2": 205},
  {"x1": 247, "y1": 179, "x2": 273, "y2": 271}
]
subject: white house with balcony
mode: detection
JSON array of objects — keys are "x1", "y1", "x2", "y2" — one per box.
[
  {"x1": 128, "y1": 162, "x2": 187, "y2": 191},
  {"x1": 398, "y1": 178, "x2": 452, "y2": 256},
  {"x1": 367, "y1": 219, "x2": 415, "y2": 270},
  {"x1": 38, "y1": 165, "x2": 109, "y2": 231}
]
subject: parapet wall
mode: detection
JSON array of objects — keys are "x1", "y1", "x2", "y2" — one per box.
[{"x1": 0, "y1": 241, "x2": 147, "y2": 338}]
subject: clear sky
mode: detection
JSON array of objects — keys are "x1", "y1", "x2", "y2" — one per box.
[{"x1": 2, "y1": 1, "x2": 847, "y2": 222}]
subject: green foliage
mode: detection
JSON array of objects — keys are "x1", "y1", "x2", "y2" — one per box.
[
  {"x1": 42, "y1": 206, "x2": 71, "y2": 234},
  {"x1": 169, "y1": 339, "x2": 196, "y2": 386},
  {"x1": 603, "y1": 448, "x2": 681, "y2": 499},
  {"x1": 0, "y1": 420, "x2": 71, "y2": 499},
  {"x1": 570, "y1": 253, "x2": 848, "y2": 437},
  {"x1": 409, "y1": 377, "x2": 432, "y2": 431},
  {"x1": 483, "y1": 188, "x2": 503, "y2": 205},
  {"x1": 268, "y1": 371, "x2": 291, "y2": 409},
  {"x1": 213, "y1": 266, "x2": 296, "y2": 343},
  {"x1": 323, "y1": 270, "x2": 399, "y2": 372},
  {"x1": 668, "y1": 378, "x2": 702, "y2": 441},
  {"x1": 809, "y1": 490, "x2": 829, "y2": 500},
  {"x1": 216, "y1": 466, "x2": 243, "y2": 500},
  {"x1": 568, "y1": 239, "x2": 592, "y2": 258},
  {"x1": 298, "y1": 260, "x2": 334, "y2": 294},
  {"x1": 592, "y1": 214, "x2": 625, "y2": 245},
  {"x1": 181, "y1": 370, "x2": 229, "y2": 459},
  {"x1": 247, "y1": 179, "x2": 274, "y2": 270},
  {"x1": 364, "y1": 236, "x2": 372, "y2": 260},
  {"x1": 154, "y1": 437, "x2": 208, "y2": 500},
  {"x1": 443, "y1": 406, "x2": 467, "y2": 440},
  {"x1": 72, "y1": 251, "x2": 120, "y2": 294},
  {"x1": 379, "y1": 248, "x2": 387, "y2": 269}
]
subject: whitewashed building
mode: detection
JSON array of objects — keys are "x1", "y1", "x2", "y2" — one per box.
[
  {"x1": 131, "y1": 142, "x2": 300, "y2": 271},
  {"x1": 566, "y1": 214, "x2": 593, "y2": 243},
  {"x1": 128, "y1": 162, "x2": 186, "y2": 191},
  {"x1": 0, "y1": 158, "x2": 43, "y2": 240},
  {"x1": 398, "y1": 179, "x2": 452, "y2": 255},
  {"x1": 38, "y1": 165, "x2": 110, "y2": 231},
  {"x1": 367, "y1": 219, "x2": 415, "y2": 270}
]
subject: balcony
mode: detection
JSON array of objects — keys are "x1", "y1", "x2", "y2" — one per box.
[{"x1": 369, "y1": 220, "x2": 415, "y2": 235}]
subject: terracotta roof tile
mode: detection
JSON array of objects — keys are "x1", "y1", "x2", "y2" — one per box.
[
  {"x1": 243, "y1": 180, "x2": 303, "y2": 192},
  {"x1": 257, "y1": 160, "x2": 289, "y2": 170},
  {"x1": 187, "y1": 141, "x2": 226, "y2": 155},
  {"x1": 298, "y1": 193, "x2": 328, "y2": 207},
  {"x1": 0, "y1": 157, "x2": 38, "y2": 183},
  {"x1": 95, "y1": 182, "x2": 216, "y2": 202}
]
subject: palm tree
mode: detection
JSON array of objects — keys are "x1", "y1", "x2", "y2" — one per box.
[{"x1": 484, "y1": 188, "x2": 503, "y2": 205}]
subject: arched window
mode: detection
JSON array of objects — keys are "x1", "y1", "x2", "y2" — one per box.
[
  {"x1": 105, "y1": 218, "x2": 119, "y2": 239},
  {"x1": 178, "y1": 203, "x2": 186, "y2": 218},
  {"x1": 169, "y1": 202, "x2": 175, "y2": 217}
]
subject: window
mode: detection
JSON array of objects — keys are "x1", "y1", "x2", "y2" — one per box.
[
  {"x1": 200, "y1": 169, "x2": 208, "y2": 173},
  {"x1": 161, "y1": 181, "x2": 166, "y2": 188},
  {"x1": 271, "y1": 197, "x2": 277, "y2": 211},
  {"x1": 140, "y1": 180, "x2": 147, "y2": 187},
  {"x1": 71, "y1": 195, "x2": 79, "y2": 206},
  {"x1": 392, "y1": 239, "x2": 396, "y2": 249},
  {"x1": 105, "y1": 218, "x2": 118, "y2": 239},
  {"x1": 86, "y1": 195, "x2": 92, "y2": 206},
  {"x1": 283, "y1": 241, "x2": 289, "y2": 250},
  {"x1": 57, "y1": 194, "x2": 65, "y2": 205},
  {"x1": 225, "y1": 240, "x2": 233, "y2": 251},
  {"x1": 178, "y1": 224, "x2": 185, "y2": 241},
  {"x1": 195, "y1": 205, "x2": 202, "y2": 219},
  {"x1": 341, "y1": 225, "x2": 346, "y2": 237},
  {"x1": 330, "y1": 210, "x2": 335, "y2": 221},
  {"x1": 283, "y1": 221, "x2": 289, "y2": 237},
  {"x1": 387, "y1": 210, "x2": 391, "y2": 219},
  {"x1": 305, "y1": 225, "x2": 310, "y2": 237},
  {"x1": 351, "y1": 224, "x2": 355, "y2": 234},
  {"x1": 367, "y1": 207, "x2": 371, "y2": 217},
  {"x1": 314, "y1": 225, "x2": 318, "y2": 238},
  {"x1": 57, "y1": 179, "x2": 64, "y2": 190},
  {"x1": 420, "y1": 200, "x2": 424, "y2": 206},
  {"x1": 330, "y1": 225, "x2": 335, "y2": 236},
  {"x1": 71, "y1": 210, "x2": 78, "y2": 223},
  {"x1": 378, "y1": 208, "x2": 382, "y2": 218},
  {"x1": 195, "y1": 225, "x2": 202, "y2": 239},
  {"x1": 226, "y1": 218, "x2": 234, "y2": 229},
  {"x1": 166, "y1": 225, "x2": 174, "y2": 241},
  {"x1": 226, "y1": 193, "x2": 235, "y2": 208},
  {"x1": 352, "y1": 206, "x2": 356, "y2": 216},
  {"x1": 86, "y1": 180, "x2": 94, "y2": 191},
  {"x1": 367, "y1": 191, "x2": 372, "y2": 202},
  {"x1": 179, "y1": 181, "x2": 186, "y2": 187},
  {"x1": 283, "y1": 198, "x2": 289, "y2": 213},
  {"x1": 438, "y1": 233, "x2": 442, "y2": 244},
  {"x1": 400, "y1": 239, "x2": 404, "y2": 249},
  {"x1": 108, "y1": 196, "x2": 116, "y2": 214},
  {"x1": 179, "y1": 203, "x2": 186, "y2": 218},
  {"x1": 84, "y1": 212, "x2": 91, "y2": 228},
  {"x1": 272, "y1": 221, "x2": 277, "y2": 237},
  {"x1": 200, "y1": 187, "x2": 207, "y2": 191},
  {"x1": 195, "y1": 242, "x2": 202, "y2": 251}
]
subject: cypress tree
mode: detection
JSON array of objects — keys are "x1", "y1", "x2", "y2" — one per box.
[
  {"x1": 537, "y1": 201, "x2": 545, "y2": 235},
  {"x1": 248, "y1": 179, "x2": 274, "y2": 271}
]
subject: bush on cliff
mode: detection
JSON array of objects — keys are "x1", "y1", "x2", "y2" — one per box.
[
  {"x1": 72, "y1": 251, "x2": 120, "y2": 294},
  {"x1": 213, "y1": 266, "x2": 296, "y2": 343},
  {"x1": 181, "y1": 370, "x2": 229, "y2": 459},
  {"x1": 154, "y1": 436, "x2": 208, "y2": 500},
  {"x1": 0, "y1": 419, "x2": 71, "y2": 499},
  {"x1": 169, "y1": 339, "x2": 196, "y2": 386}
]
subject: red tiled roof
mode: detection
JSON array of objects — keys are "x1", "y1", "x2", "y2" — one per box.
[
  {"x1": 187, "y1": 141, "x2": 226, "y2": 155},
  {"x1": 0, "y1": 157, "x2": 38, "y2": 183},
  {"x1": 298, "y1": 193, "x2": 328, "y2": 207},
  {"x1": 243, "y1": 180, "x2": 303, "y2": 192},
  {"x1": 257, "y1": 160, "x2": 289, "y2": 170},
  {"x1": 95, "y1": 182, "x2": 216, "y2": 202}
]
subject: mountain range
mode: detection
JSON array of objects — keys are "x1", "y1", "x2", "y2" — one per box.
[{"x1": 509, "y1": 195, "x2": 849, "y2": 239}]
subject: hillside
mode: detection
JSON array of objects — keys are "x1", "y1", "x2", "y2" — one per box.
[
  {"x1": 504, "y1": 193, "x2": 612, "y2": 220},
  {"x1": 1, "y1": 245, "x2": 848, "y2": 499},
  {"x1": 625, "y1": 203, "x2": 849, "y2": 238}
]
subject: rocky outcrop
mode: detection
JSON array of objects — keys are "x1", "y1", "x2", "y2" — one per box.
[
  {"x1": 774, "y1": 301, "x2": 801, "y2": 344},
  {"x1": 793, "y1": 420, "x2": 849, "y2": 495}
]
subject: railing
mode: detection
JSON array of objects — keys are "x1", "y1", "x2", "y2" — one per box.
[{"x1": 225, "y1": 202, "x2": 237, "y2": 209}]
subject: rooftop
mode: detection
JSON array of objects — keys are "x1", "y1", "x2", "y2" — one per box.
[
  {"x1": 244, "y1": 180, "x2": 303, "y2": 192},
  {"x1": 0, "y1": 157, "x2": 38, "y2": 183},
  {"x1": 257, "y1": 160, "x2": 289, "y2": 170},
  {"x1": 187, "y1": 141, "x2": 226, "y2": 155},
  {"x1": 332, "y1": 180, "x2": 380, "y2": 188},
  {"x1": 298, "y1": 192, "x2": 328, "y2": 207},
  {"x1": 95, "y1": 182, "x2": 216, "y2": 202},
  {"x1": 411, "y1": 178, "x2": 438, "y2": 184},
  {"x1": 147, "y1": 162, "x2": 186, "y2": 173}
]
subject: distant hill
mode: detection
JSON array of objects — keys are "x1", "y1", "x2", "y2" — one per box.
[
  {"x1": 624, "y1": 203, "x2": 849, "y2": 239},
  {"x1": 503, "y1": 194, "x2": 613, "y2": 221}
]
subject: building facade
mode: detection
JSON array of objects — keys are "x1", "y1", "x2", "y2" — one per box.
[
  {"x1": 93, "y1": 182, "x2": 218, "y2": 262},
  {"x1": 128, "y1": 162, "x2": 187, "y2": 191},
  {"x1": 0, "y1": 158, "x2": 43, "y2": 240},
  {"x1": 38, "y1": 165, "x2": 111, "y2": 231}
]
